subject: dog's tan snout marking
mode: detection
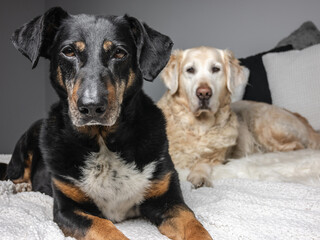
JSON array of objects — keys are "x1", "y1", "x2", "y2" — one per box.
[{"x1": 196, "y1": 86, "x2": 212, "y2": 100}]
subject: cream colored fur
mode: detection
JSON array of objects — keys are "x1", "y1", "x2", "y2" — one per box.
[
  {"x1": 230, "y1": 100, "x2": 320, "y2": 158},
  {"x1": 213, "y1": 149, "x2": 320, "y2": 186},
  {"x1": 177, "y1": 149, "x2": 320, "y2": 186},
  {"x1": 158, "y1": 46, "x2": 320, "y2": 188},
  {"x1": 158, "y1": 47, "x2": 245, "y2": 187}
]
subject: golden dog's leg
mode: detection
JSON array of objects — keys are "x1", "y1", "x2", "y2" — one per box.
[
  {"x1": 187, "y1": 162, "x2": 213, "y2": 188},
  {"x1": 187, "y1": 148, "x2": 227, "y2": 188}
]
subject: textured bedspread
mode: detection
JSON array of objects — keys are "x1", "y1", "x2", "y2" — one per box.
[{"x1": 1, "y1": 152, "x2": 320, "y2": 240}]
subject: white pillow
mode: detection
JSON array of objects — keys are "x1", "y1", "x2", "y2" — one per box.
[{"x1": 263, "y1": 44, "x2": 320, "y2": 130}]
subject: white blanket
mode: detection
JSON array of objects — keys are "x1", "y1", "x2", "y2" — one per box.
[{"x1": 1, "y1": 152, "x2": 320, "y2": 240}]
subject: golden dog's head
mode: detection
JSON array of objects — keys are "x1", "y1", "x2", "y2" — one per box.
[{"x1": 161, "y1": 46, "x2": 248, "y2": 116}]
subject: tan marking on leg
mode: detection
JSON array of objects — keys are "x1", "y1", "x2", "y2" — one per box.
[
  {"x1": 103, "y1": 41, "x2": 113, "y2": 51},
  {"x1": 12, "y1": 152, "x2": 32, "y2": 184},
  {"x1": 158, "y1": 206, "x2": 212, "y2": 240},
  {"x1": 23, "y1": 152, "x2": 32, "y2": 181},
  {"x1": 74, "y1": 210, "x2": 129, "y2": 240},
  {"x1": 75, "y1": 41, "x2": 86, "y2": 52},
  {"x1": 145, "y1": 172, "x2": 171, "y2": 199},
  {"x1": 53, "y1": 178, "x2": 90, "y2": 203}
]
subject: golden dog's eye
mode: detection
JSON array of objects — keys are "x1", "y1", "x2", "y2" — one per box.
[
  {"x1": 62, "y1": 46, "x2": 76, "y2": 57},
  {"x1": 113, "y1": 48, "x2": 127, "y2": 60},
  {"x1": 186, "y1": 67, "x2": 195, "y2": 74},
  {"x1": 212, "y1": 66, "x2": 220, "y2": 73}
]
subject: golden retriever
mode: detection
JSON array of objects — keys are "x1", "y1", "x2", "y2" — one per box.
[{"x1": 158, "y1": 46, "x2": 320, "y2": 188}]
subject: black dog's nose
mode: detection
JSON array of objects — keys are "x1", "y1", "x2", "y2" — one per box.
[{"x1": 77, "y1": 98, "x2": 107, "y2": 117}]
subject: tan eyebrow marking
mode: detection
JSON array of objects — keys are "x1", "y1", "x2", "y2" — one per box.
[
  {"x1": 74, "y1": 41, "x2": 86, "y2": 52},
  {"x1": 103, "y1": 41, "x2": 113, "y2": 51}
]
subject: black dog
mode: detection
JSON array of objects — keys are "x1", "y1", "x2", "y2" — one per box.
[{"x1": 6, "y1": 7, "x2": 212, "y2": 240}]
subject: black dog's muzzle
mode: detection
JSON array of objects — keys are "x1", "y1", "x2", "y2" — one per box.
[{"x1": 76, "y1": 77, "x2": 109, "y2": 125}]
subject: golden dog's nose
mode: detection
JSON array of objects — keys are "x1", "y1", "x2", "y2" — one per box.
[{"x1": 196, "y1": 87, "x2": 212, "y2": 100}]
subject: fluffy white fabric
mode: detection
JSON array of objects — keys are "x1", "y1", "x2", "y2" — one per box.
[
  {"x1": 212, "y1": 149, "x2": 320, "y2": 186},
  {"x1": 0, "y1": 154, "x2": 10, "y2": 164},
  {"x1": 262, "y1": 44, "x2": 320, "y2": 130},
  {"x1": 1, "y1": 151, "x2": 320, "y2": 239}
]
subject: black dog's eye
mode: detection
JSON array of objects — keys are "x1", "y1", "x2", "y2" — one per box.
[
  {"x1": 62, "y1": 46, "x2": 76, "y2": 58},
  {"x1": 212, "y1": 66, "x2": 220, "y2": 73},
  {"x1": 113, "y1": 48, "x2": 127, "y2": 60},
  {"x1": 186, "y1": 67, "x2": 195, "y2": 74}
]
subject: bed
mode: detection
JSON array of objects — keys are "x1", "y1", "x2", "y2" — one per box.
[
  {"x1": 1, "y1": 150, "x2": 320, "y2": 240},
  {"x1": 1, "y1": 21, "x2": 320, "y2": 240}
]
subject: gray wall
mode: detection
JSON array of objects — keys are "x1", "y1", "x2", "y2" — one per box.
[
  {"x1": 0, "y1": 0, "x2": 46, "y2": 153},
  {"x1": 1, "y1": 0, "x2": 320, "y2": 153}
]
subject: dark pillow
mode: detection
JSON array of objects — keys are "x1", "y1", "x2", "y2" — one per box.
[
  {"x1": 239, "y1": 45, "x2": 293, "y2": 104},
  {"x1": 276, "y1": 21, "x2": 320, "y2": 50}
]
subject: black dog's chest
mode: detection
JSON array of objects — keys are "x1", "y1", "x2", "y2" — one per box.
[{"x1": 76, "y1": 138, "x2": 156, "y2": 222}]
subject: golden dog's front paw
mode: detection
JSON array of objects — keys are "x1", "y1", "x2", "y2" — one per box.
[{"x1": 187, "y1": 171, "x2": 213, "y2": 188}]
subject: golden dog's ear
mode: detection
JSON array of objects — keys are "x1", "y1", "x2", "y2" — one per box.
[
  {"x1": 224, "y1": 50, "x2": 248, "y2": 97},
  {"x1": 161, "y1": 50, "x2": 183, "y2": 95}
]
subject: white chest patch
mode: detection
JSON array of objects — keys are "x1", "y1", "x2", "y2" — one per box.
[{"x1": 76, "y1": 138, "x2": 156, "y2": 222}]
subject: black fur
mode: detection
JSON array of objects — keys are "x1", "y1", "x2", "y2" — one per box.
[
  {"x1": 6, "y1": 7, "x2": 211, "y2": 240},
  {"x1": 0, "y1": 163, "x2": 7, "y2": 180},
  {"x1": 7, "y1": 119, "x2": 52, "y2": 195}
]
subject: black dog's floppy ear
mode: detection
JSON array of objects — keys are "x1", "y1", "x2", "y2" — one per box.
[
  {"x1": 11, "y1": 7, "x2": 69, "y2": 69},
  {"x1": 125, "y1": 15, "x2": 173, "y2": 81}
]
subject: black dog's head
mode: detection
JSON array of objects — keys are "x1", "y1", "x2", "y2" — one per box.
[{"x1": 12, "y1": 7, "x2": 173, "y2": 127}]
